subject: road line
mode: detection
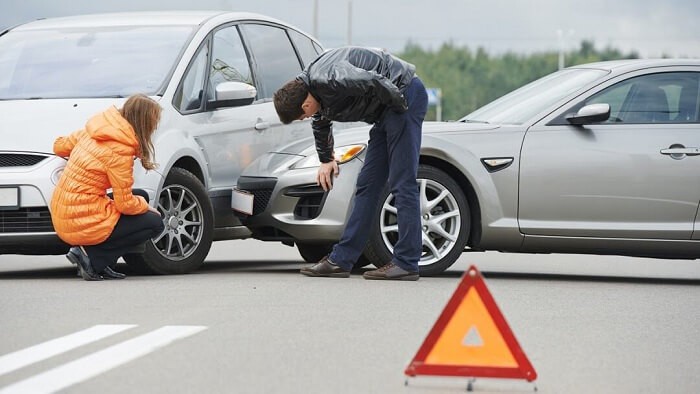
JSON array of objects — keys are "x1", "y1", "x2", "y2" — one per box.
[
  {"x1": 0, "y1": 325, "x2": 137, "y2": 377},
  {"x1": 0, "y1": 325, "x2": 207, "y2": 394}
]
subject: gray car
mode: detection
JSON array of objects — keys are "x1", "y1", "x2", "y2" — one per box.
[{"x1": 235, "y1": 58, "x2": 700, "y2": 276}]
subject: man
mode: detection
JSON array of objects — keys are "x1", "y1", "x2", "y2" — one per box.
[{"x1": 273, "y1": 46, "x2": 428, "y2": 281}]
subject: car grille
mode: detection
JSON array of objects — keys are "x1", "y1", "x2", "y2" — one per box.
[
  {"x1": 251, "y1": 189, "x2": 273, "y2": 215},
  {"x1": 0, "y1": 207, "x2": 55, "y2": 233},
  {"x1": 0, "y1": 153, "x2": 48, "y2": 167},
  {"x1": 236, "y1": 177, "x2": 278, "y2": 216},
  {"x1": 284, "y1": 185, "x2": 327, "y2": 220}
]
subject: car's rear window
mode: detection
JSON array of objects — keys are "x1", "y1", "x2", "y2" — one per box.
[{"x1": 0, "y1": 25, "x2": 194, "y2": 99}]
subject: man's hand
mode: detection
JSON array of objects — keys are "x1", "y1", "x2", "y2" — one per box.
[{"x1": 317, "y1": 161, "x2": 339, "y2": 191}]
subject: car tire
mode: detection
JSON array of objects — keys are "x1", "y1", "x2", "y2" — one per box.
[
  {"x1": 364, "y1": 164, "x2": 470, "y2": 276},
  {"x1": 296, "y1": 242, "x2": 372, "y2": 268},
  {"x1": 123, "y1": 167, "x2": 214, "y2": 274}
]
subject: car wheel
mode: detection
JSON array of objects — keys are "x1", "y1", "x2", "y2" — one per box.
[
  {"x1": 123, "y1": 168, "x2": 214, "y2": 274},
  {"x1": 296, "y1": 242, "x2": 372, "y2": 268},
  {"x1": 364, "y1": 165, "x2": 470, "y2": 276}
]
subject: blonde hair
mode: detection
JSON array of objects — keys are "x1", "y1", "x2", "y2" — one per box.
[{"x1": 120, "y1": 94, "x2": 161, "y2": 170}]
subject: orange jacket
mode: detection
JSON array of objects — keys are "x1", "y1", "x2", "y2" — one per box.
[{"x1": 50, "y1": 106, "x2": 149, "y2": 246}]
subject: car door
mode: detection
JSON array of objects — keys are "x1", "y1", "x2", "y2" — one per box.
[
  {"x1": 519, "y1": 69, "x2": 700, "y2": 240},
  {"x1": 177, "y1": 23, "x2": 313, "y2": 192},
  {"x1": 173, "y1": 24, "x2": 266, "y2": 191},
  {"x1": 237, "y1": 23, "x2": 317, "y2": 153}
]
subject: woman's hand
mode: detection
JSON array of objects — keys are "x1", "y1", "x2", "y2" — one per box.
[{"x1": 148, "y1": 206, "x2": 161, "y2": 216}]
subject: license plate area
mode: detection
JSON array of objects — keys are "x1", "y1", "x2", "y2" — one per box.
[
  {"x1": 0, "y1": 187, "x2": 19, "y2": 210},
  {"x1": 231, "y1": 188, "x2": 254, "y2": 215}
]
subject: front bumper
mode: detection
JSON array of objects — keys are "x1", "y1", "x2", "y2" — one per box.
[
  {"x1": 236, "y1": 154, "x2": 364, "y2": 242},
  {"x1": 0, "y1": 153, "x2": 68, "y2": 254}
]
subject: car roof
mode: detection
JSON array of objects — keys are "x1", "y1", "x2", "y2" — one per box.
[
  {"x1": 11, "y1": 11, "x2": 286, "y2": 30},
  {"x1": 571, "y1": 58, "x2": 700, "y2": 73}
]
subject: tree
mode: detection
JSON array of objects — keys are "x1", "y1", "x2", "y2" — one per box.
[{"x1": 399, "y1": 41, "x2": 639, "y2": 120}]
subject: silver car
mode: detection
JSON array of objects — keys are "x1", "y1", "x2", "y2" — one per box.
[
  {"x1": 236, "y1": 59, "x2": 700, "y2": 275},
  {"x1": 0, "y1": 11, "x2": 323, "y2": 273}
]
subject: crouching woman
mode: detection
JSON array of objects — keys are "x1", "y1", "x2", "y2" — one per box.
[{"x1": 50, "y1": 94, "x2": 165, "y2": 281}]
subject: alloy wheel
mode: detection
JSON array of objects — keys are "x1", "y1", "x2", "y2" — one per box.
[
  {"x1": 154, "y1": 184, "x2": 204, "y2": 261},
  {"x1": 379, "y1": 178, "x2": 461, "y2": 267}
]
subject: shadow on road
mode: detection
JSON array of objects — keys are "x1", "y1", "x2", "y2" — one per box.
[
  {"x1": 2, "y1": 258, "x2": 699, "y2": 285},
  {"x1": 198, "y1": 259, "x2": 380, "y2": 276},
  {"x1": 196, "y1": 260, "x2": 301, "y2": 275},
  {"x1": 0, "y1": 266, "x2": 77, "y2": 280},
  {"x1": 480, "y1": 271, "x2": 700, "y2": 285}
]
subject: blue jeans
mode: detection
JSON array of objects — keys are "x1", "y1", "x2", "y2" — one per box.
[{"x1": 329, "y1": 77, "x2": 428, "y2": 272}]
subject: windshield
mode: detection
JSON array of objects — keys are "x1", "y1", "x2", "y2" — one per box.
[
  {"x1": 461, "y1": 68, "x2": 609, "y2": 125},
  {"x1": 0, "y1": 26, "x2": 194, "y2": 99}
]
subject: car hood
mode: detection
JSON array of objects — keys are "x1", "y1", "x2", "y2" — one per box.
[
  {"x1": 271, "y1": 121, "x2": 500, "y2": 156},
  {"x1": 0, "y1": 98, "x2": 132, "y2": 153}
]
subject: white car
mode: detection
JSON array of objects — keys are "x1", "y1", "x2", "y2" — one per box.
[{"x1": 0, "y1": 11, "x2": 324, "y2": 273}]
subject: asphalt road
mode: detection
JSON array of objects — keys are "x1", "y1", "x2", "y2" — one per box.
[{"x1": 1, "y1": 240, "x2": 699, "y2": 393}]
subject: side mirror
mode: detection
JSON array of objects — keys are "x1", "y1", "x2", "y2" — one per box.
[
  {"x1": 566, "y1": 103, "x2": 610, "y2": 125},
  {"x1": 209, "y1": 81, "x2": 257, "y2": 109}
]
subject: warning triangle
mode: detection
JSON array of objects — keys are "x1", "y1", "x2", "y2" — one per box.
[{"x1": 405, "y1": 265, "x2": 537, "y2": 382}]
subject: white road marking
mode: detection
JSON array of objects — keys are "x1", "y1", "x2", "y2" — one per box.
[
  {"x1": 0, "y1": 325, "x2": 207, "y2": 394},
  {"x1": 0, "y1": 324, "x2": 136, "y2": 376}
]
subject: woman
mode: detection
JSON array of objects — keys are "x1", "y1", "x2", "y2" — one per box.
[{"x1": 50, "y1": 94, "x2": 165, "y2": 281}]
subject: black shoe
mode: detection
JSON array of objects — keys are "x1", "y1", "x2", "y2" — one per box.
[
  {"x1": 70, "y1": 247, "x2": 102, "y2": 281},
  {"x1": 300, "y1": 256, "x2": 350, "y2": 278},
  {"x1": 66, "y1": 247, "x2": 82, "y2": 277},
  {"x1": 101, "y1": 266, "x2": 126, "y2": 280},
  {"x1": 363, "y1": 262, "x2": 419, "y2": 281}
]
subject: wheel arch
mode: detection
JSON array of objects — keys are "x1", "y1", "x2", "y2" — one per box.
[
  {"x1": 419, "y1": 155, "x2": 482, "y2": 247},
  {"x1": 171, "y1": 156, "x2": 205, "y2": 185}
]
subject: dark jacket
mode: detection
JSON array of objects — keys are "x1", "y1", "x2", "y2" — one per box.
[{"x1": 297, "y1": 46, "x2": 416, "y2": 162}]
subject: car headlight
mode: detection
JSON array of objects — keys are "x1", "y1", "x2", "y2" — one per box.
[{"x1": 291, "y1": 144, "x2": 366, "y2": 169}]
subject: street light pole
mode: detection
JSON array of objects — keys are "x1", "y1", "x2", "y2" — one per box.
[
  {"x1": 557, "y1": 29, "x2": 574, "y2": 70},
  {"x1": 313, "y1": 0, "x2": 318, "y2": 38},
  {"x1": 347, "y1": 0, "x2": 353, "y2": 45}
]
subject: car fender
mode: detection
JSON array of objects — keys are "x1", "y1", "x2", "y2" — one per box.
[
  {"x1": 132, "y1": 125, "x2": 210, "y2": 201},
  {"x1": 420, "y1": 128, "x2": 525, "y2": 250}
]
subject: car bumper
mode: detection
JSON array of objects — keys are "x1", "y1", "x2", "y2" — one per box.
[
  {"x1": 0, "y1": 153, "x2": 67, "y2": 254},
  {"x1": 0, "y1": 233, "x2": 69, "y2": 254},
  {"x1": 236, "y1": 153, "x2": 364, "y2": 242}
]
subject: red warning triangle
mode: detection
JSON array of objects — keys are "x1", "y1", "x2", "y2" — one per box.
[{"x1": 405, "y1": 265, "x2": 537, "y2": 382}]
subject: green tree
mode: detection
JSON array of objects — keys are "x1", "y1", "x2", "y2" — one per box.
[{"x1": 399, "y1": 40, "x2": 639, "y2": 121}]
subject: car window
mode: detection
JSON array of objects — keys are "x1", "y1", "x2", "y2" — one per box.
[
  {"x1": 288, "y1": 29, "x2": 320, "y2": 68},
  {"x1": 239, "y1": 24, "x2": 303, "y2": 99},
  {"x1": 0, "y1": 26, "x2": 193, "y2": 99},
  {"x1": 173, "y1": 43, "x2": 209, "y2": 113},
  {"x1": 462, "y1": 68, "x2": 608, "y2": 125},
  {"x1": 208, "y1": 25, "x2": 254, "y2": 101},
  {"x1": 586, "y1": 72, "x2": 700, "y2": 124}
]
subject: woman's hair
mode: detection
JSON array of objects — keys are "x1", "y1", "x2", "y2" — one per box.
[
  {"x1": 120, "y1": 94, "x2": 161, "y2": 170},
  {"x1": 273, "y1": 79, "x2": 308, "y2": 124}
]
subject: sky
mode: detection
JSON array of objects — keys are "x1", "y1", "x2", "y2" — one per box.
[{"x1": 1, "y1": 0, "x2": 699, "y2": 59}]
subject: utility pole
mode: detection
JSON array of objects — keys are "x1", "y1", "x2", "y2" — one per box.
[
  {"x1": 312, "y1": 0, "x2": 318, "y2": 38},
  {"x1": 347, "y1": 0, "x2": 353, "y2": 45},
  {"x1": 557, "y1": 29, "x2": 574, "y2": 70}
]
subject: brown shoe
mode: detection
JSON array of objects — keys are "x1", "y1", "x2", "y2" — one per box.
[
  {"x1": 300, "y1": 256, "x2": 350, "y2": 278},
  {"x1": 363, "y1": 263, "x2": 419, "y2": 281}
]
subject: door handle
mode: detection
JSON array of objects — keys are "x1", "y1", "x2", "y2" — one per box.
[
  {"x1": 660, "y1": 145, "x2": 700, "y2": 160},
  {"x1": 254, "y1": 121, "x2": 270, "y2": 131}
]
